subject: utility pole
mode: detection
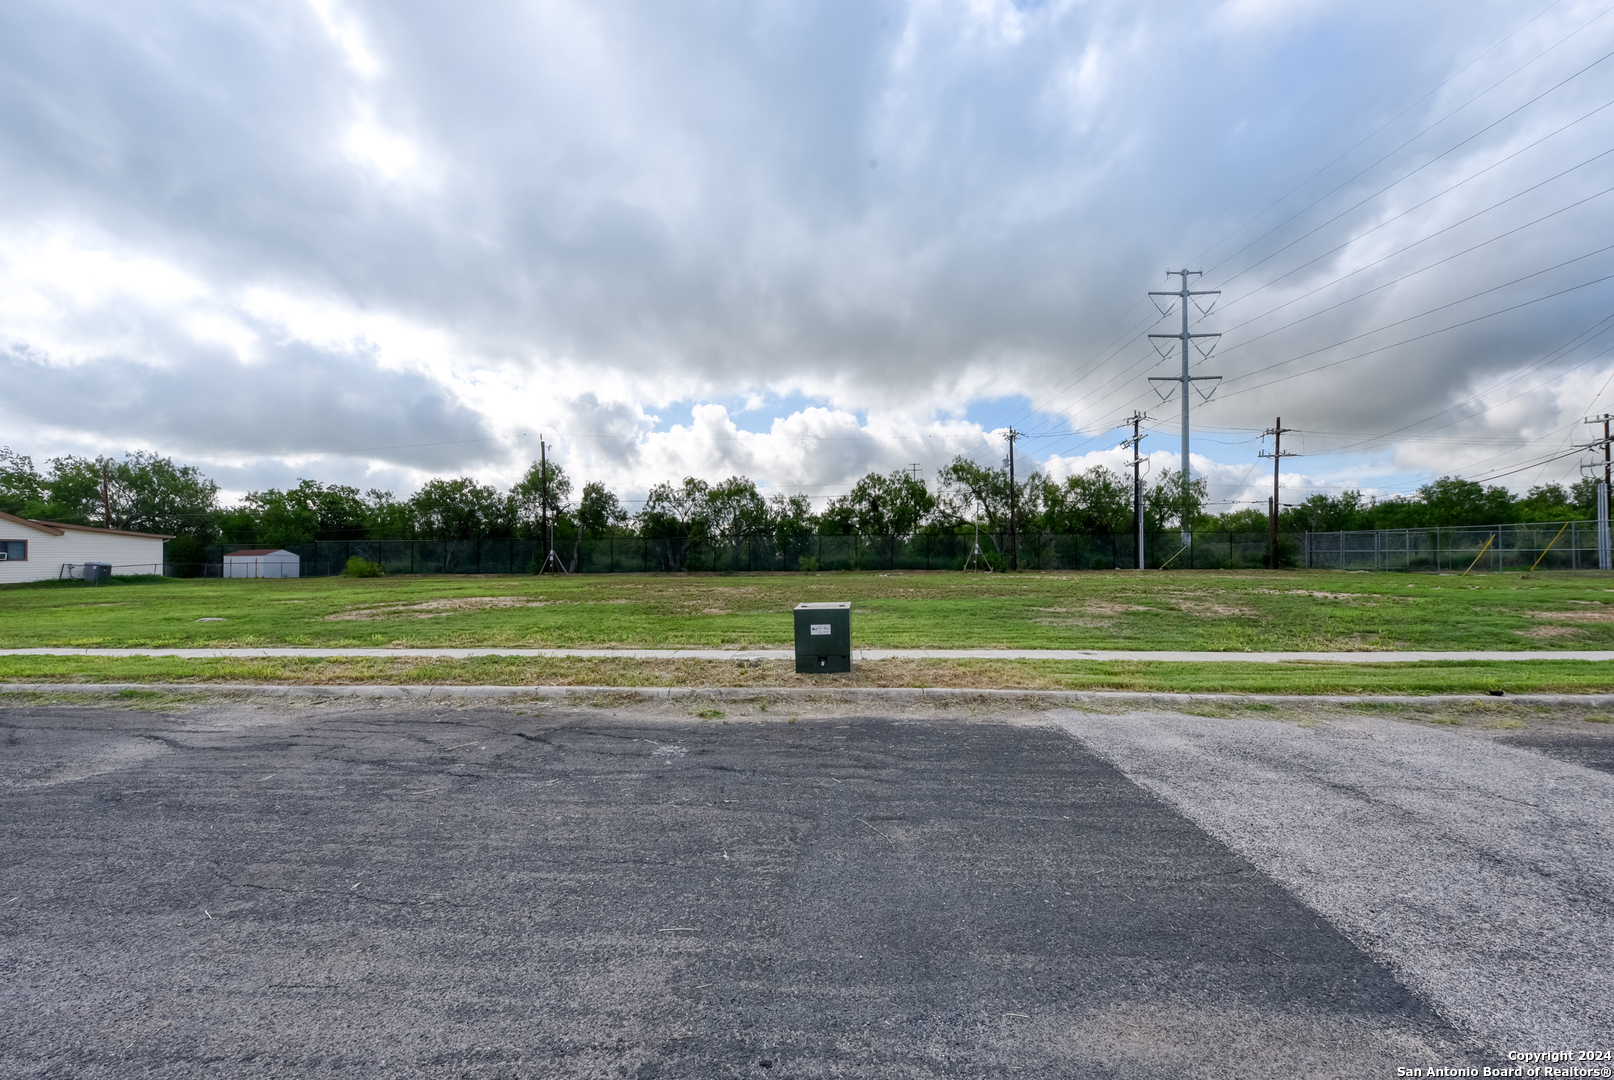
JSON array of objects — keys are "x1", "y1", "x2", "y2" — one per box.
[
  {"x1": 1259, "y1": 418, "x2": 1298, "y2": 569},
  {"x1": 1120, "y1": 412, "x2": 1148, "y2": 569},
  {"x1": 536, "y1": 436, "x2": 567, "y2": 575},
  {"x1": 101, "y1": 462, "x2": 111, "y2": 529},
  {"x1": 1004, "y1": 429, "x2": 1019, "y2": 571},
  {"x1": 1149, "y1": 270, "x2": 1222, "y2": 548},
  {"x1": 1585, "y1": 414, "x2": 1613, "y2": 571}
]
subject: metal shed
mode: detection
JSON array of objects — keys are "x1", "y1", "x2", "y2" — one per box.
[{"x1": 224, "y1": 548, "x2": 300, "y2": 579}]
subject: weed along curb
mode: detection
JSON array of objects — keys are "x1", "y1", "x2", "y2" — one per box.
[{"x1": 5, "y1": 682, "x2": 1614, "y2": 708}]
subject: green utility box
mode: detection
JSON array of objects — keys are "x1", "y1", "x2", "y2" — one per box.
[{"x1": 794, "y1": 602, "x2": 851, "y2": 674}]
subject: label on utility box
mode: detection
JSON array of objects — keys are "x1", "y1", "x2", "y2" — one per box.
[{"x1": 810, "y1": 624, "x2": 832, "y2": 636}]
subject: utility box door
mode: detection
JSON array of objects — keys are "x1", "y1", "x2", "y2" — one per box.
[{"x1": 794, "y1": 602, "x2": 851, "y2": 674}]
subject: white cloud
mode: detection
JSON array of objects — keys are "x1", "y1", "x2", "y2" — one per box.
[
  {"x1": 306, "y1": 0, "x2": 382, "y2": 80},
  {"x1": 0, "y1": 0, "x2": 1608, "y2": 504}
]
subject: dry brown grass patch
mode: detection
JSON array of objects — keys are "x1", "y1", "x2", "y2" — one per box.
[
  {"x1": 1524, "y1": 608, "x2": 1614, "y2": 623},
  {"x1": 324, "y1": 596, "x2": 558, "y2": 621}
]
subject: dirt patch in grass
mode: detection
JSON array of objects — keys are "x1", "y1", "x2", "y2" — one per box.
[
  {"x1": 1052, "y1": 601, "x2": 1154, "y2": 616},
  {"x1": 324, "y1": 596, "x2": 557, "y2": 621},
  {"x1": 1514, "y1": 626, "x2": 1585, "y2": 639},
  {"x1": 1173, "y1": 600, "x2": 1258, "y2": 618},
  {"x1": 1524, "y1": 609, "x2": 1614, "y2": 623}
]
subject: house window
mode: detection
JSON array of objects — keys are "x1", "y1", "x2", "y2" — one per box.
[{"x1": 0, "y1": 540, "x2": 26, "y2": 561}]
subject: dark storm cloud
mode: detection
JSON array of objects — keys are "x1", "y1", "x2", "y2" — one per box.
[{"x1": 0, "y1": 0, "x2": 1608, "y2": 497}]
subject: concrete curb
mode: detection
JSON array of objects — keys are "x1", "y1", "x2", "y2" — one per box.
[{"x1": 4, "y1": 682, "x2": 1613, "y2": 707}]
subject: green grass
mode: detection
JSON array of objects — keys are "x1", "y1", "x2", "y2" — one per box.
[
  {"x1": 0, "y1": 654, "x2": 1609, "y2": 696},
  {"x1": 3, "y1": 569, "x2": 1614, "y2": 651}
]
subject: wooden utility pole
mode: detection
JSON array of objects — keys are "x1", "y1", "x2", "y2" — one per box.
[
  {"x1": 101, "y1": 463, "x2": 111, "y2": 529},
  {"x1": 1585, "y1": 414, "x2": 1613, "y2": 571},
  {"x1": 1005, "y1": 429, "x2": 1019, "y2": 571},
  {"x1": 535, "y1": 437, "x2": 566, "y2": 575},
  {"x1": 1259, "y1": 418, "x2": 1297, "y2": 569}
]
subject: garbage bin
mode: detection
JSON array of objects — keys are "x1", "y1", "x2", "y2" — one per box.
[
  {"x1": 794, "y1": 602, "x2": 851, "y2": 674},
  {"x1": 83, "y1": 562, "x2": 112, "y2": 585}
]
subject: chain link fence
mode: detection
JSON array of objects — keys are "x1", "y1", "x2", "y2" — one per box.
[
  {"x1": 177, "y1": 532, "x2": 1293, "y2": 575},
  {"x1": 166, "y1": 522, "x2": 1607, "y2": 577},
  {"x1": 1302, "y1": 521, "x2": 1602, "y2": 572}
]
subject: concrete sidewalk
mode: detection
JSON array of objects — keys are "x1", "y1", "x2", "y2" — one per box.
[{"x1": 3, "y1": 646, "x2": 1613, "y2": 662}]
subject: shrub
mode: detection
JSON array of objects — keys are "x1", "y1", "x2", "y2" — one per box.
[
  {"x1": 344, "y1": 556, "x2": 384, "y2": 577},
  {"x1": 798, "y1": 555, "x2": 820, "y2": 572}
]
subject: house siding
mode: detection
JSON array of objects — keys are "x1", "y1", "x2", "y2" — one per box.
[{"x1": 0, "y1": 528, "x2": 167, "y2": 584}]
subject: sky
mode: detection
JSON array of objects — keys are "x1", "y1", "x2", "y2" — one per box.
[{"x1": 2, "y1": 0, "x2": 1613, "y2": 514}]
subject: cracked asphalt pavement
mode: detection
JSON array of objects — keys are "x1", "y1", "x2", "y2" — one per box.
[{"x1": 3, "y1": 696, "x2": 1602, "y2": 1078}]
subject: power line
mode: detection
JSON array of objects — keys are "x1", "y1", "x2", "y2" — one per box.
[
  {"x1": 1216, "y1": 264, "x2": 1614, "y2": 401},
  {"x1": 1208, "y1": 8, "x2": 1614, "y2": 290}
]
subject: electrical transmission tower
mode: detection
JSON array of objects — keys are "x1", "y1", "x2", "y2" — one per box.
[
  {"x1": 1584, "y1": 413, "x2": 1612, "y2": 571},
  {"x1": 1258, "y1": 417, "x2": 1298, "y2": 569},
  {"x1": 1120, "y1": 412, "x2": 1148, "y2": 569},
  {"x1": 1149, "y1": 270, "x2": 1222, "y2": 547}
]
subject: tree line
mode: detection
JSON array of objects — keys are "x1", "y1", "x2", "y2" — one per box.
[{"x1": 0, "y1": 445, "x2": 1603, "y2": 570}]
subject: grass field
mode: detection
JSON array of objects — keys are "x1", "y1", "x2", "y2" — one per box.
[
  {"x1": 4, "y1": 569, "x2": 1613, "y2": 693},
  {"x1": 3, "y1": 568, "x2": 1614, "y2": 651}
]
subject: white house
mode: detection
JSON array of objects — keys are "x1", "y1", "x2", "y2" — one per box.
[
  {"x1": 224, "y1": 548, "x2": 300, "y2": 579},
  {"x1": 0, "y1": 511, "x2": 172, "y2": 584}
]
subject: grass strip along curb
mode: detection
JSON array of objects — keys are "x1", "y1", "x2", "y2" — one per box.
[
  {"x1": 6, "y1": 682, "x2": 1614, "y2": 710},
  {"x1": 0, "y1": 655, "x2": 1612, "y2": 695}
]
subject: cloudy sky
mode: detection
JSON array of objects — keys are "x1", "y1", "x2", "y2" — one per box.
[{"x1": 2, "y1": 0, "x2": 1612, "y2": 512}]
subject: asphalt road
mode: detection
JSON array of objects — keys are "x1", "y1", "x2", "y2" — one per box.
[
  {"x1": 1, "y1": 699, "x2": 1505, "y2": 1078},
  {"x1": 1055, "y1": 708, "x2": 1614, "y2": 1055}
]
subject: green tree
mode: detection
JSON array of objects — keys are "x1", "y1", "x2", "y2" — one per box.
[
  {"x1": 564, "y1": 480, "x2": 630, "y2": 571},
  {"x1": 768, "y1": 492, "x2": 818, "y2": 552},
  {"x1": 1212, "y1": 507, "x2": 1273, "y2": 533},
  {"x1": 1570, "y1": 477, "x2": 1603, "y2": 520},
  {"x1": 1039, "y1": 466, "x2": 1133, "y2": 533},
  {"x1": 43, "y1": 453, "x2": 220, "y2": 539},
  {"x1": 1516, "y1": 483, "x2": 1575, "y2": 522},
  {"x1": 704, "y1": 476, "x2": 770, "y2": 536},
  {"x1": 1282, "y1": 491, "x2": 1372, "y2": 533},
  {"x1": 936, "y1": 456, "x2": 1040, "y2": 554},
  {"x1": 638, "y1": 477, "x2": 710, "y2": 539},
  {"x1": 512, "y1": 459, "x2": 572, "y2": 537},
  {"x1": 822, "y1": 470, "x2": 935, "y2": 538},
  {"x1": 242, "y1": 488, "x2": 319, "y2": 547},
  {"x1": 1409, "y1": 476, "x2": 1515, "y2": 528},
  {"x1": 227, "y1": 479, "x2": 372, "y2": 548},
  {"x1": 364, "y1": 490, "x2": 415, "y2": 540},
  {"x1": 0, "y1": 447, "x2": 47, "y2": 518},
  {"x1": 1145, "y1": 468, "x2": 1206, "y2": 533},
  {"x1": 575, "y1": 481, "x2": 630, "y2": 535},
  {"x1": 410, "y1": 477, "x2": 506, "y2": 540}
]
